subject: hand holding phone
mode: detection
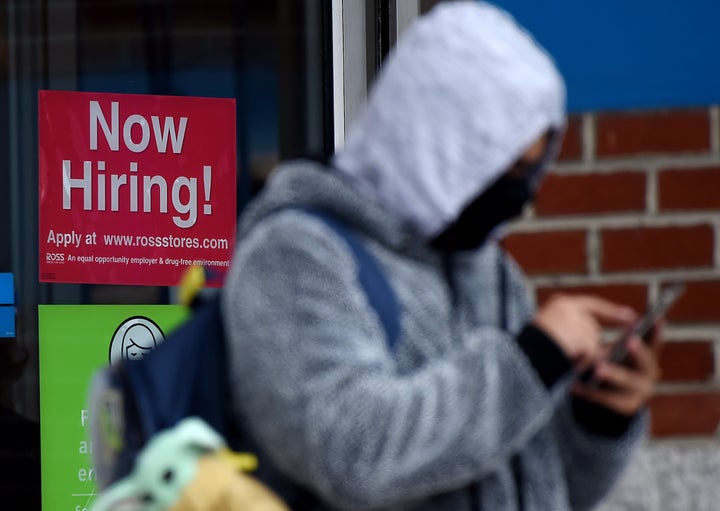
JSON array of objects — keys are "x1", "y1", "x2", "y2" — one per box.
[{"x1": 579, "y1": 283, "x2": 685, "y2": 388}]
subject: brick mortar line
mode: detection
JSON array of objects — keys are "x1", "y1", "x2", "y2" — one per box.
[
  {"x1": 553, "y1": 154, "x2": 720, "y2": 173},
  {"x1": 581, "y1": 113, "x2": 595, "y2": 164},
  {"x1": 526, "y1": 269, "x2": 720, "y2": 287},
  {"x1": 650, "y1": 437, "x2": 720, "y2": 444},
  {"x1": 512, "y1": 213, "x2": 720, "y2": 231},
  {"x1": 715, "y1": 338, "x2": 720, "y2": 384},
  {"x1": 647, "y1": 168, "x2": 658, "y2": 215},
  {"x1": 587, "y1": 226, "x2": 599, "y2": 277},
  {"x1": 651, "y1": 436, "x2": 720, "y2": 445},
  {"x1": 523, "y1": 204, "x2": 536, "y2": 221},
  {"x1": 523, "y1": 280, "x2": 541, "y2": 300},
  {"x1": 661, "y1": 328, "x2": 720, "y2": 340},
  {"x1": 715, "y1": 218, "x2": 720, "y2": 269},
  {"x1": 648, "y1": 279, "x2": 659, "y2": 308},
  {"x1": 655, "y1": 382, "x2": 720, "y2": 394},
  {"x1": 648, "y1": 438, "x2": 720, "y2": 447},
  {"x1": 600, "y1": 326, "x2": 720, "y2": 341}
]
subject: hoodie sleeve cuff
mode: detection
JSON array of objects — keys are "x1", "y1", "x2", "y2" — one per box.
[
  {"x1": 571, "y1": 397, "x2": 637, "y2": 438},
  {"x1": 514, "y1": 323, "x2": 573, "y2": 389}
]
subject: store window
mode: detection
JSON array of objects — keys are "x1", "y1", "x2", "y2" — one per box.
[{"x1": 1, "y1": 1, "x2": 332, "y2": 508}]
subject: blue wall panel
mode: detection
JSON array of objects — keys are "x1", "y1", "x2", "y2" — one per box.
[{"x1": 492, "y1": 1, "x2": 720, "y2": 112}]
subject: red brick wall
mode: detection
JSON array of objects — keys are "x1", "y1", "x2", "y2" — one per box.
[{"x1": 503, "y1": 108, "x2": 720, "y2": 438}]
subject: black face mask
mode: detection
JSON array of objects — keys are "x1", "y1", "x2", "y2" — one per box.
[{"x1": 430, "y1": 173, "x2": 536, "y2": 252}]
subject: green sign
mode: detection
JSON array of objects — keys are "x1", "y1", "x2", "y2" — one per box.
[{"x1": 39, "y1": 305, "x2": 188, "y2": 511}]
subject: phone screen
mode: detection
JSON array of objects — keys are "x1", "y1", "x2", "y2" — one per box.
[
  {"x1": 605, "y1": 282, "x2": 685, "y2": 364},
  {"x1": 580, "y1": 282, "x2": 685, "y2": 387}
]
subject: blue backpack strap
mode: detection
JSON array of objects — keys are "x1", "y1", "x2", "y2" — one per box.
[{"x1": 302, "y1": 210, "x2": 400, "y2": 350}]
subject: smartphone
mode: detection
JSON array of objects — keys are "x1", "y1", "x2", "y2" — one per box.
[{"x1": 580, "y1": 282, "x2": 686, "y2": 388}]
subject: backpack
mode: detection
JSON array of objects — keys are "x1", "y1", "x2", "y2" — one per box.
[{"x1": 88, "y1": 210, "x2": 400, "y2": 505}]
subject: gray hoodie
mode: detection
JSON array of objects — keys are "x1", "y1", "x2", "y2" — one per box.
[{"x1": 222, "y1": 2, "x2": 644, "y2": 510}]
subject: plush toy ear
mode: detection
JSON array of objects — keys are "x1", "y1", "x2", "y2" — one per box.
[
  {"x1": 93, "y1": 419, "x2": 225, "y2": 511},
  {"x1": 91, "y1": 478, "x2": 142, "y2": 511},
  {"x1": 173, "y1": 416, "x2": 226, "y2": 452}
]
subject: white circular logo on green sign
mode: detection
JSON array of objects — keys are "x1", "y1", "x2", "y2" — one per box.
[{"x1": 109, "y1": 316, "x2": 165, "y2": 366}]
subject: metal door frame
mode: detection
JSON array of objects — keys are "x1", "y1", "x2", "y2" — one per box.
[{"x1": 331, "y1": 0, "x2": 420, "y2": 148}]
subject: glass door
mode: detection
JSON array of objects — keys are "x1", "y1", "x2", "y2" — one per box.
[{"x1": 1, "y1": 1, "x2": 333, "y2": 509}]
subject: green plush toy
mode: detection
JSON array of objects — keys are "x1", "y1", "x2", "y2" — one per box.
[{"x1": 92, "y1": 417, "x2": 288, "y2": 511}]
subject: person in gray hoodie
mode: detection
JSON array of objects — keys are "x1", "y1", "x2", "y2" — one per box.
[{"x1": 222, "y1": 2, "x2": 661, "y2": 510}]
